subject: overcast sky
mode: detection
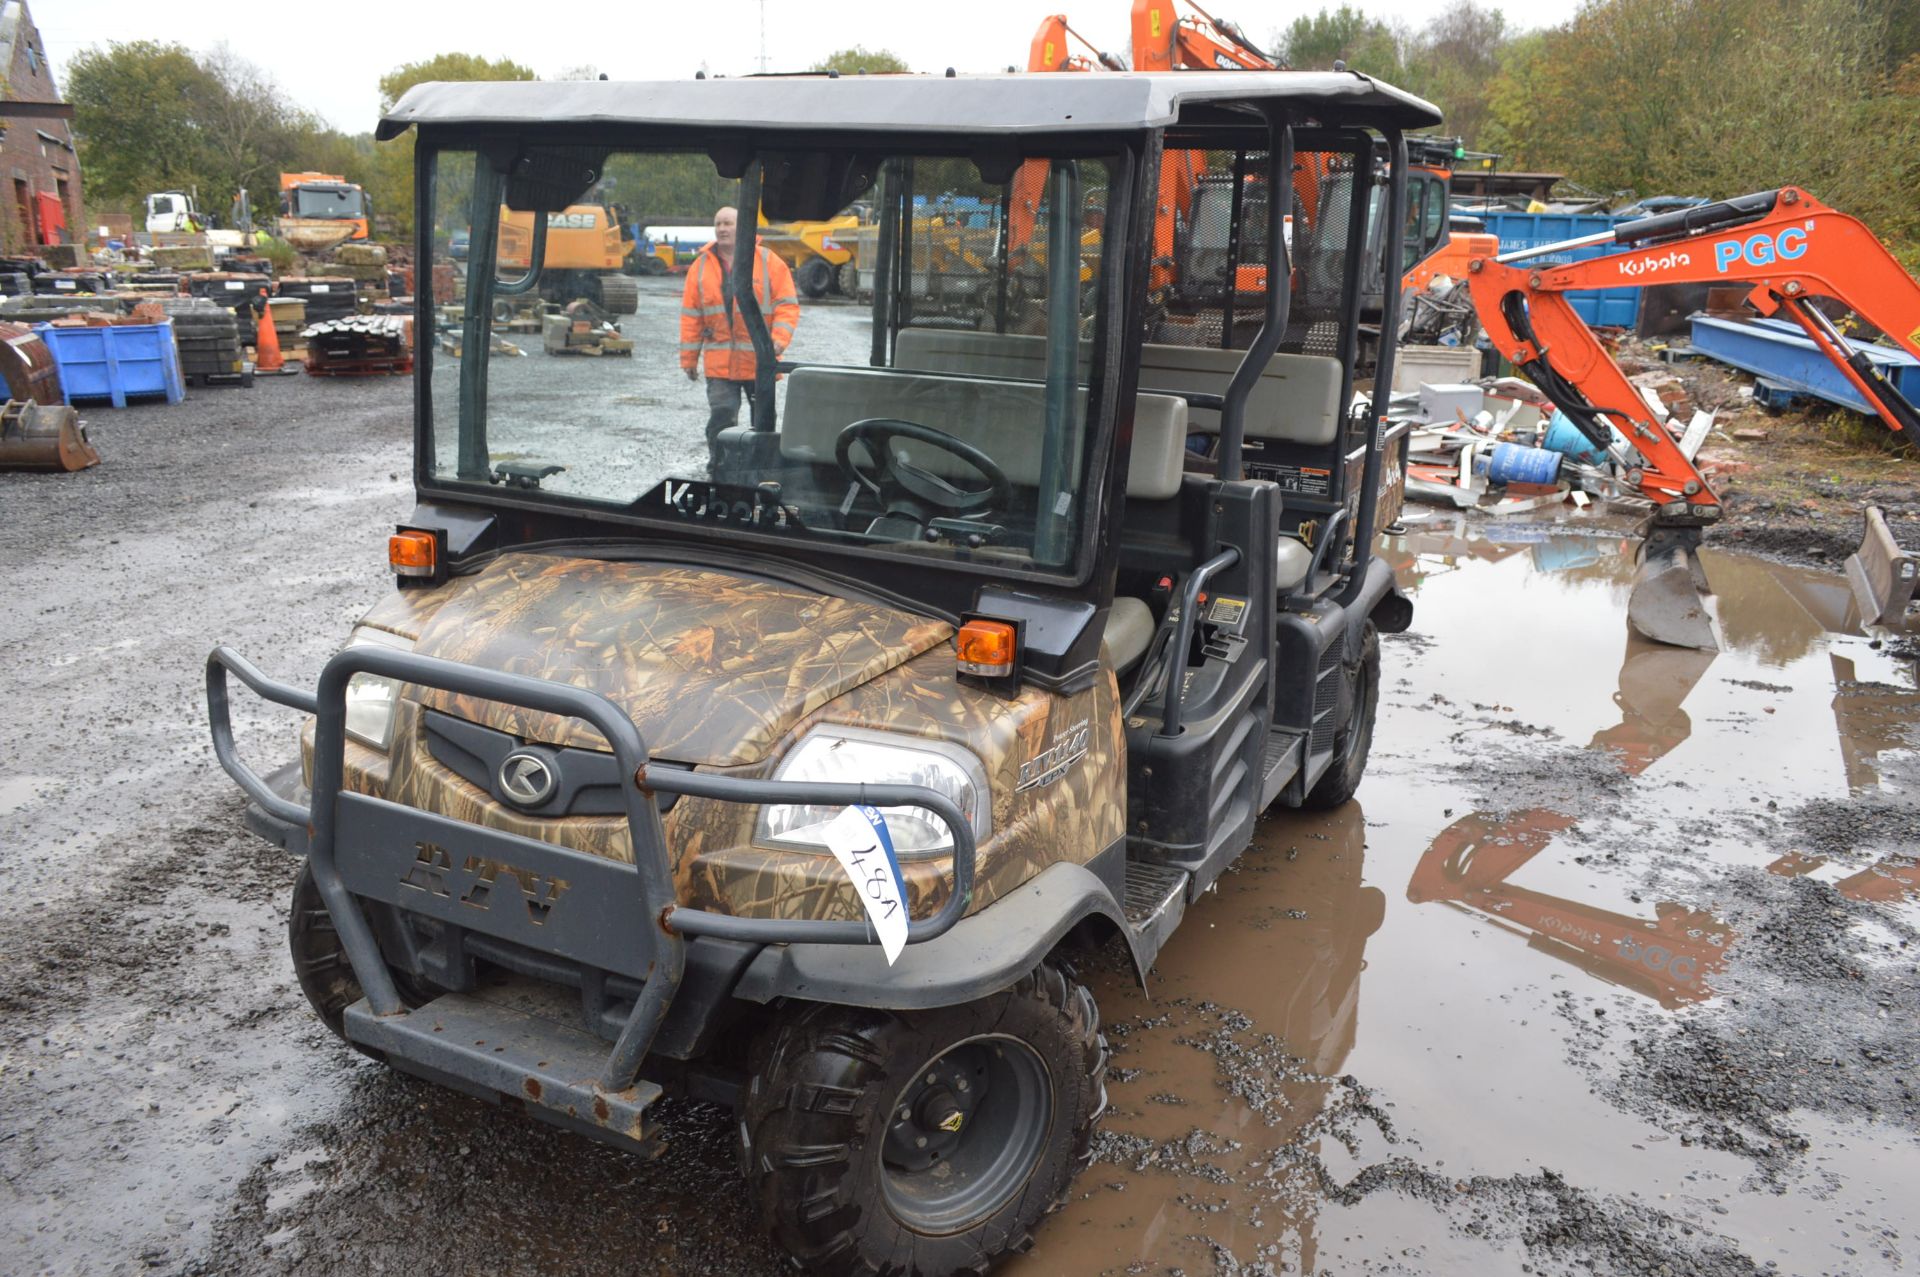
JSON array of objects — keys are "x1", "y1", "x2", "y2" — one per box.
[{"x1": 46, "y1": 0, "x2": 1584, "y2": 135}]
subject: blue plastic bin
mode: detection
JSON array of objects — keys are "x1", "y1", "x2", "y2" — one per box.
[
  {"x1": 34, "y1": 321, "x2": 185, "y2": 408},
  {"x1": 1477, "y1": 211, "x2": 1642, "y2": 329}
]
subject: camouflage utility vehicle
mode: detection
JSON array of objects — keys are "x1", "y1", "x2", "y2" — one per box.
[{"x1": 208, "y1": 70, "x2": 1435, "y2": 1274}]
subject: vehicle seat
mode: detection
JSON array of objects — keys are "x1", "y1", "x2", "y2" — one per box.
[{"x1": 1105, "y1": 390, "x2": 1187, "y2": 673}]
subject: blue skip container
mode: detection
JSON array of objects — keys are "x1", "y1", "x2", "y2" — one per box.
[
  {"x1": 35, "y1": 321, "x2": 185, "y2": 408},
  {"x1": 1484, "y1": 441, "x2": 1564, "y2": 486}
]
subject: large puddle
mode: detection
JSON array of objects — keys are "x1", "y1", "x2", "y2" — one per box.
[{"x1": 1010, "y1": 510, "x2": 1920, "y2": 1277}]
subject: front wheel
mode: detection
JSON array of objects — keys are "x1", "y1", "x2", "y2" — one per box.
[
  {"x1": 288, "y1": 861, "x2": 441, "y2": 1048},
  {"x1": 797, "y1": 255, "x2": 835, "y2": 299},
  {"x1": 739, "y1": 962, "x2": 1107, "y2": 1276},
  {"x1": 1302, "y1": 621, "x2": 1380, "y2": 810}
]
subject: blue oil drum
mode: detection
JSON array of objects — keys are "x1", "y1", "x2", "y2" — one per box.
[
  {"x1": 1485, "y1": 441, "x2": 1564, "y2": 486},
  {"x1": 1542, "y1": 410, "x2": 1610, "y2": 467}
]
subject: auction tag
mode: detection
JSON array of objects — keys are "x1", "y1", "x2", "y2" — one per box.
[
  {"x1": 54, "y1": 280, "x2": 74, "y2": 289},
  {"x1": 224, "y1": 280, "x2": 244, "y2": 290},
  {"x1": 310, "y1": 284, "x2": 330, "y2": 293},
  {"x1": 820, "y1": 804, "x2": 909, "y2": 965}
]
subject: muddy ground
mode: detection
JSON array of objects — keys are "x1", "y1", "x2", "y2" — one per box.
[{"x1": 2, "y1": 296, "x2": 1917, "y2": 1276}]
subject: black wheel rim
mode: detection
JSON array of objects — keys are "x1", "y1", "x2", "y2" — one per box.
[{"x1": 878, "y1": 1034, "x2": 1053, "y2": 1235}]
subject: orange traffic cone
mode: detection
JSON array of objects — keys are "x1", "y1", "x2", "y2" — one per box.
[{"x1": 254, "y1": 297, "x2": 284, "y2": 372}]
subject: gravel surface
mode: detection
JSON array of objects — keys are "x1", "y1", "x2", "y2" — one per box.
[{"x1": 3, "y1": 321, "x2": 1917, "y2": 1276}]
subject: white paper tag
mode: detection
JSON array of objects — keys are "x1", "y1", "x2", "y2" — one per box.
[
  {"x1": 224, "y1": 280, "x2": 244, "y2": 290},
  {"x1": 54, "y1": 279, "x2": 74, "y2": 289},
  {"x1": 310, "y1": 284, "x2": 330, "y2": 293},
  {"x1": 820, "y1": 804, "x2": 909, "y2": 965}
]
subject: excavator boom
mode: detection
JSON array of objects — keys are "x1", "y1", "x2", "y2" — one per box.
[{"x1": 1464, "y1": 186, "x2": 1920, "y2": 649}]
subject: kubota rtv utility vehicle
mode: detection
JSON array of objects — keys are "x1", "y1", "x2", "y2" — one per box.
[{"x1": 207, "y1": 70, "x2": 1433, "y2": 1274}]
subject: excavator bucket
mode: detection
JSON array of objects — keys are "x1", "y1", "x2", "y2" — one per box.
[
  {"x1": 1628, "y1": 525, "x2": 1718, "y2": 651},
  {"x1": 0, "y1": 400, "x2": 100, "y2": 473}
]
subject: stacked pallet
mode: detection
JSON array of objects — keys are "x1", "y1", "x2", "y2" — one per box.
[
  {"x1": 303, "y1": 315, "x2": 412, "y2": 377},
  {"x1": 186, "y1": 272, "x2": 271, "y2": 313},
  {"x1": 33, "y1": 271, "x2": 113, "y2": 297},
  {"x1": 277, "y1": 276, "x2": 356, "y2": 323},
  {"x1": 267, "y1": 298, "x2": 308, "y2": 362},
  {"x1": 329, "y1": 243, "x2": 391, "y2": 309},
  {"x1": 172, "y1": 306, "x2": 251, "y2": 387}
]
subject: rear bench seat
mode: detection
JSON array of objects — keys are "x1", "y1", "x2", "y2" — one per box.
[
  {"x1": 779, "y1": 364, "x2": 1186, "y2": 670},
  {"x1": 892, "y1": 328, "x2": 1339, "y2": 590}
]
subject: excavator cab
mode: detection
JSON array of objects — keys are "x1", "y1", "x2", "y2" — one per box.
[{"x1": 205, "y1": 71, "x2": 1437, "y2": 1276}]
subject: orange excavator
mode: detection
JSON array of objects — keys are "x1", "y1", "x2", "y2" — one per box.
[
  {"x1": 1462, "y1": 187, "x2": 1920, "y2": 649},
  {"x1": 1025, "y1": 4, "x2": 1483, "y2": 321}
]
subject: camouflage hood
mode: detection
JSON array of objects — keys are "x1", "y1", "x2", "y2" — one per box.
[{"x1": 397, "y1": 553, "x2": 953, "y2": 766}]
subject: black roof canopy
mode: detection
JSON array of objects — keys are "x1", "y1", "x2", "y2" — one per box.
[{"x1": 376, "y1": 71, "x2": 1441, "y2": 143}]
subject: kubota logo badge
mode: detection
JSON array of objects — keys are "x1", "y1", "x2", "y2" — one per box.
[{"x1": 497, "y1": 750, "x2": 557, "y2": 808}]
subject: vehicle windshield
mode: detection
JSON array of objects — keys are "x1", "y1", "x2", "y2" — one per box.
[
  {"x1": 294, "y1": 186, "x2": 364, "y2": 219},
  {"x1": 424, "y1": 144, "x2": 1115, "y2": 576}
]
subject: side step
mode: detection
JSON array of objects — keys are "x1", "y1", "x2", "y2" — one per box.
[
  {"x1": 1123, "y1": 860, "x2": 1189, "y2": 957},
  {"x1": 1259, "y1": 730, "x2": 1304, "y2": 810},
  {"x1": 344, "y1": 991, "x2": 662, "y2": 1152}
]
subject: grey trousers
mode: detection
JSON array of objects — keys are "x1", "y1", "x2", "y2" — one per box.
[{"x1": 704, "y1": 376, "x2": 757, "y2": 468}]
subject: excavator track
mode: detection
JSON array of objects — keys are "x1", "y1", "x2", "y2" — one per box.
[{"x1": 596, "y1": 274, "x2": 641, "y2": 315}]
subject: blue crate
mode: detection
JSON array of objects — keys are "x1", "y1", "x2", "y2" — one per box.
[
  {"x1": 1477, "y1": 211, "x2": 1642, "y2": 329},
  {"x1": 34, "y1": 321, "x2": 185, "y2": 408}
]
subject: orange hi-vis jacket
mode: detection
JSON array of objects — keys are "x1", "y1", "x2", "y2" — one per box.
[{"x1": 678, "y1": 239, "x2": 799, "y2": 380}]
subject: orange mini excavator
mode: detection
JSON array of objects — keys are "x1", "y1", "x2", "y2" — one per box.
[{"x1": 1465, "y1": 187, "x2": 1920, "y2": 649}]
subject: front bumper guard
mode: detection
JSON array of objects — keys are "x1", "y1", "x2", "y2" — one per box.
[{"x1": 205, "y1": 643, "x2": 977, "y2": 1109}]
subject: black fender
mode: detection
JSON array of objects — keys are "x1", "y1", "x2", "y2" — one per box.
[{"x1": 730, "y1": 858, "x2": 1143, "y2": 1011}]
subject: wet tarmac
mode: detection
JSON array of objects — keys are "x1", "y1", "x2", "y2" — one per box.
[{"x1": 1, "y1": 311, "x2": 1916, "y2": 1276}]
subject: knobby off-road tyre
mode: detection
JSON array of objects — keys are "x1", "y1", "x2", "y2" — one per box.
[
  {"x1": 833, "y1": 261, "x2": 855, "y2": 297},
  {"x1": 1303, "y1": 620, "x2": 1380, "y2": 810},
  {"x1": 739, "y1": 962, "x2": 1108, "y2": 1277},
  {"x1": 798, "y1": 256, "x2": 835, "y2": 300},
  {"x1": 288, "y1": 861, "x2": 440, "y2": 1051}
]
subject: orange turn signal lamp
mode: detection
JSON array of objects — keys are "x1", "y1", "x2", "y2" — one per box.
[
  {"x1": 956, "y1": 617, "x2": 1019, "y2": 679},
  {"x1": 389, "y1": 529, "x2": 438, "y2": 579}
]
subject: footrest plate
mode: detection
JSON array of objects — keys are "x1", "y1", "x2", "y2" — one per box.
[{"x1": 345, "y1": 992, "x2": 661, "y2": 1149}]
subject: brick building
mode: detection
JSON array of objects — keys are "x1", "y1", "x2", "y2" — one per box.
[{"x1": 0, "y1": 0, "x2": 83, "y2": 253}]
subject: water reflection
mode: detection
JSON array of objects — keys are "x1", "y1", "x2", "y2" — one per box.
[
  {"x1": 1405, "y1": 630, "x2": 1736, "y2": 1007},
  {"x1": 1010, "y1": 803, "x2": 1381, "y2": 1276}
]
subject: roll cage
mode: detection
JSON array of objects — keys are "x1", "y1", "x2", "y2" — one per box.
[{"x1": 390, "y1": 73, "x2": 1438, "y2": 652}]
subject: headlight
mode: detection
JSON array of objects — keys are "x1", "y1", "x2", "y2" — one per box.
[
  {"x1": 757, "y1": 726, "x2": 990, "y2": 859},
  {"x1": 342, "y1": 626, "x2": 412, "y2": 751}
]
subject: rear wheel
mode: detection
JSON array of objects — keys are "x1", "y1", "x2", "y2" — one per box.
[
  {"x1": 1303, "y1": 621, "x2": 1379, "y2": 810},
  {"x1": 833, "y1": 261, "x2": 855, "y2": 297},
  {"x1": 739, "y1": 962, "x2": 1107, "y2": 1276},
  {"x1": 797, "y1": 256, "x2": 834, "y2": 299},
  {"x1": 288, "y1": 861, "x2": 439, "y2": 1047}
]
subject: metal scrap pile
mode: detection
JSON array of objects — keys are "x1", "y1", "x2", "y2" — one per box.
[{"x1": 1388, "y1": 360, "x2": 1715, "y2": 518}]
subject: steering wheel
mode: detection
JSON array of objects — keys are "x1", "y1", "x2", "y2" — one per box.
[{"x1": 834, "y1": 418, "x2": 1012, "y2": 522}]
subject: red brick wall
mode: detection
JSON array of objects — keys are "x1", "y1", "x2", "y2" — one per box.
[{"x1": 0, "y1": 0, "x2": 85, "y2": 254}]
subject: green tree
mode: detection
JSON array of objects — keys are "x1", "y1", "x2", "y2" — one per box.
[
  {"x1": 808, "y1": 46, "x2": 911, "y2": 75},
  {"x1": 371, "y1": 53, "x2": 537, "y2": 237},
  {"x1": 68, "y1": 41, "x2": 221, "y2": 208},
  {"x1": 70, "y1": 41, "x2": 362, "y2": 228},
  {"x1": 1276, "y1": 6, "x2": 1406, "y2": 78}
]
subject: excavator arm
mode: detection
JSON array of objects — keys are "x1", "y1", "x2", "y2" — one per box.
[
  {"x1": 1465, "y1": 187, "x2": 1920, "y2": 648},
  {"x1": 1130, "y1": 0, "x2": 1280, "y2": 72},
  {"x1": 1468, "y1": 187, "x2": 1920, "y2": 503},
  {"x1": 1029, "y1": 14, "x2": 1126, "y2": 72}
]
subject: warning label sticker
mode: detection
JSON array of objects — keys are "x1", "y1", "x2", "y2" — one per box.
[{"x1": 1248, "y1": 463, "x2": 1332, "y2": 498}]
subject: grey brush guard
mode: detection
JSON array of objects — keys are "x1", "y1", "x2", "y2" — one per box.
[
  {"x1": 375, "y1": 70, "x2": 1441, "y2": 142},
  {"x1": 205, "y1": 642, "x2": 1043, "y2": 1146}
]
